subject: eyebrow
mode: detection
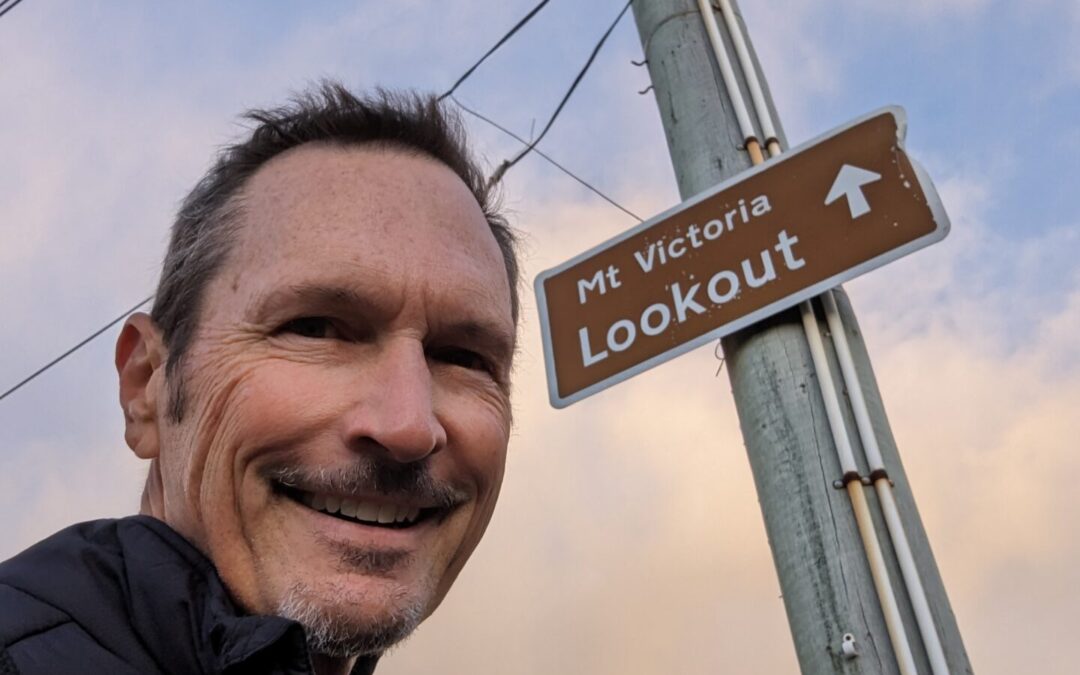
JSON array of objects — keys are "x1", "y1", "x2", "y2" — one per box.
[
  {"x1": 437, "y1": 318, "x2": 517, "y2": 368},
  {"x1": 252, "y1": 282, "x2": 392, "y2": 325},
  {"x1": 252, "y1": 281, "x2": 517, "y2": 362}
]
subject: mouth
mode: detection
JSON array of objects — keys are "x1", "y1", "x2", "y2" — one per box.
[{"x1": 273, "y1": 482, "x2": 443, "y2": 530}]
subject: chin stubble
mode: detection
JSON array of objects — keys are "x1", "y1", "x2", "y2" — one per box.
[{"x1": 276, "y1": 581, "x2": 425, "y2": 658}]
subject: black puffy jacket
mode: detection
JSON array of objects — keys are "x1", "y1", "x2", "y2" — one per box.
[{"x1": 0, "y1": 517, "x2": 378, "y2": 674}]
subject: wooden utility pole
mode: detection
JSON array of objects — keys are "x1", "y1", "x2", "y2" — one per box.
[{"x1": 629, "y1": 1, "x2": 972, "y2": 672}]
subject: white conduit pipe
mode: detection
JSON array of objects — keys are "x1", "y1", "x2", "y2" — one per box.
[
  {"x1": 821, "y1": 292, "x2": 950, "y2": 675},
  {"x1": 715, "y1": 0, "x2": 778, "y2": 151},
  {"x1": 700, "y1": 3, "x2": 922, "y2": 672},
  {"x1": 695, "y1": 0, "x2": 763, "y2": 163},
  {"x1": 798, "y1": 303, "x2": 859, "y2": 477},
  {"x1": 798, "y1": 303, "x2": 919, "y2": 675}
]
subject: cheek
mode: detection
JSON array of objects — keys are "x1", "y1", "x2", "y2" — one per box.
[
  {"x1": 171, "y1": 349, "x2": 305, "y2": 520},
  {"x1": 442, "y1": 392, "x2": 510, "y2": 495},
  {"x1": 196, "y1": 356, "x2": 342, "y2": 448},
  {"x1": 223, "y1": 361, "x2": 361, "y2": 449},
  {"x1": 152, "y1": 361, "x2": 257, "y2": 552},
  {"x1": 176, "y1": 365, "x2": 261, "y2": 530},
  {"x1": 441, "y1": 392, "x2": 511, "y2": 541},
  {"x1": 428, "y1": 400, "x2": 509, "y2": 605}
]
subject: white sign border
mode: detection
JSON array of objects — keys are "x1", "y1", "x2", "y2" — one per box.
[{"x1": 534, "y1": 106, "x2": 950, "y2": 409}]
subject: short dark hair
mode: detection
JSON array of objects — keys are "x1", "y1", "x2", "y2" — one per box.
[{"x1": 151, "y1": 82, "x2": 519, "y2": 421}]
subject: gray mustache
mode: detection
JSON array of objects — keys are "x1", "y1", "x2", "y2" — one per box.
[{"x1": 265, "y1": 457, "x2": 467, "y2": 509}]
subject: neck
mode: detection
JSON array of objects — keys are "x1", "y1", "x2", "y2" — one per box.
[{"x1": 139, "y1": 459, "x2": 167, "y2": 517}]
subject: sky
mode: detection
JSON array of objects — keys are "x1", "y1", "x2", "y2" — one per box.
[{"x1": 1, "y1": 0, "x2": 1078, "y2": 673}]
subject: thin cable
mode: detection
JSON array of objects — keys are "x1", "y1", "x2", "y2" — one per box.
[
  {"x1": 0, "y1": 0, "x2": 25, "y2": 20},
  {"x1": 450, "y1": 95, "x2": 642, "y2": 222},
  {"x1": 487, "y1": 0, "x2": 632, "y2": 187},
  {"x1": 438, "y1": 0, "x2": 551, "y2": 102},
  {"x1": 0, "y1": 296, "x2": 153, "y2": 402}
]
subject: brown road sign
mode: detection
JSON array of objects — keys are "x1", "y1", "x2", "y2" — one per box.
[{"x1": 535, "y1": 107, "x2": 949, "y2": 408}]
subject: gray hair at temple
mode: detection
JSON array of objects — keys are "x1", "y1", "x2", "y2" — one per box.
[{"x1": 150, "y1": 82, "x2": 520, "y2": 422}]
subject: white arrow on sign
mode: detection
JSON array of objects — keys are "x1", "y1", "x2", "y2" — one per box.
[{"x1": 825, "y1": 164, "x2": 882, "y2": 219}]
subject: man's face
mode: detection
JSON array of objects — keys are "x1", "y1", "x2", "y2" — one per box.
[{"x1": 152, "y1": 144, "x2": 514, "y2": 651}]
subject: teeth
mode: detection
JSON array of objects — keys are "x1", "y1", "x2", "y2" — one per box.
[
  {"x1": 300, "y1": 491, "x2": 424, "y2": 525},
  {"x1": 377, "y1": 504, "x2": 396, "y2": 524},
  {"x1": 339, "y1": 498, "x2": 358, "y2": 518},
  {"x1": 356, "y1": 502, "x2": 380, "y2": 523},
  {"x1": 325, "y1": 495, "x2": 341, "y2": 514}
]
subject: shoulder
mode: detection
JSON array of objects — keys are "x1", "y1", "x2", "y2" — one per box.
[
  {"x1": 0, "y1": 523, "x2": 102, "y2": 648},
  {"x1": 0, "y1": 582, "x2": 141, "y2": 675},
  {"x1": 0, "y1": 582, "x2": 69, "y2": 661},
  {"x1": 0, "y1": 520, "x2": 158, "y2": 675}
]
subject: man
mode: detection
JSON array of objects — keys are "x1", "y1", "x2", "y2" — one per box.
[{"x1": 0, "y1": 82, "x2": 520, "y2": 675}]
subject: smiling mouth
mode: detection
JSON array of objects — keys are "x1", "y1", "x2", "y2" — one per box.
[{"x1": 274, "y1": 482, "x2": 441, "y2": 530}]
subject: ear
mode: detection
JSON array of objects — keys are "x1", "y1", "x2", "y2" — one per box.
[{"x1": 116, "y1": 312, "x2": 167, "y2": 460}]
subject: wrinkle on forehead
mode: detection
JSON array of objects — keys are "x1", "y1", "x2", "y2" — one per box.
[{"x1": 230, "y1": 144, "x2": 509, "y2": 299}]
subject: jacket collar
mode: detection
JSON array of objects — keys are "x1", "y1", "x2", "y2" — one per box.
[{"x1": 3, "y1": 516, "x2": 378, "y2": 674}]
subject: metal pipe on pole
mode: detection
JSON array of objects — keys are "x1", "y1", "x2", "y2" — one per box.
[{"x1": 629, "y1": 1, "x2": 973, "y2": 672}]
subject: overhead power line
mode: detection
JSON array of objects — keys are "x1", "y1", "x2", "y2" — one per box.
[
  {"x1": 0, "y1": 296, "x2": 153, "y2": 403},
  {"x1": 440, "y1": 0, "x2": 639, "y2": 219},
  {"x1": 486, "y1": 0, "x2": 632, "y2": 187},
  {"x1": 438, "y1": 0, "x2": 551, "y2": 102},
  {"x1": 0, "y1": 0, "x2": 26, "y2": 20},
  {"x1": 450, "y1": 95, "x2": 641, "y2": 222}
]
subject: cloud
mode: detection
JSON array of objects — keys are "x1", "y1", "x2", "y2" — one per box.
[
  {"x1": 1064, "y1": 0, "x2": 1080, "y2": 84},
  {"x1": 847, "y1": 0, "x2": 990, "y2": 17},
  {"x1": 3, "y1": 2, "x2": 1078, "y2": 674}
]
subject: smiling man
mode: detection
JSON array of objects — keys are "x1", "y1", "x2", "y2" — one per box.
[{"x1": 0, "y1": 83, "x2": 519, "y2": 675}]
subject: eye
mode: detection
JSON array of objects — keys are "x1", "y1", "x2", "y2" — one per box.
[
  {"x1": 431, "y1": 346, "x2": 492, "y2": 374},
  {"x1": 277, "y1": 317, "x2": 341, "y2": 340}
]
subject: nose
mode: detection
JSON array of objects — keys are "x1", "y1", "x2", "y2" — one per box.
[{"x1": 343, "y1": 338, "x2": 447, "y2": 463}]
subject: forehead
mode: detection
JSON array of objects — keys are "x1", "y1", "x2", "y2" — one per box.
[{"x1": 220, "y1": 143, "x2": 512, "y2": 324}]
